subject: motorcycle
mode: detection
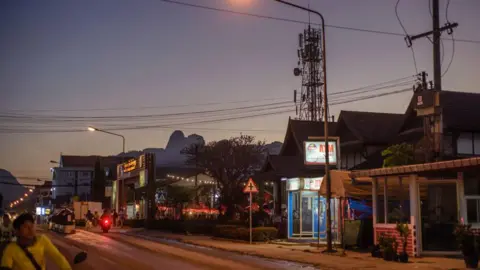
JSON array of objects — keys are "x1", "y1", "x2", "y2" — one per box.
[{"x1": 100, "y1": 217, "x2": 112, "y2": 233}]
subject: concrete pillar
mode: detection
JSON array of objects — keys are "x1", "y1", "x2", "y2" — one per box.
[
  {"x1": 372, "y1": 177, "x2": 378, "y2": 243},
  {"x1": 409, "y1": 174, "x2": 419, "y2": 256},
  {"x1": 457, "y1": 172, "x2": 466, "y2": 223}
]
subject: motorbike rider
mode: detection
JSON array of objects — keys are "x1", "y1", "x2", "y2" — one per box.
[{"x1": 1, "y1": 213, "x2": 71, "y2": 270}]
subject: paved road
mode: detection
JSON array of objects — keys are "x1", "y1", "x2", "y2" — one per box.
[{"x1": 45, "y1": 230, "x2": 317, "y2": 270}]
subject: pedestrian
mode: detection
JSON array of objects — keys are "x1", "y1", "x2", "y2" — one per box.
[
  {"x1": 118, "y1": 208, "x2": 125, "y2": 228},
  {"x1": 1, "y1": 213, "x2": 72, "y2": 270},
  {"x1": 112, "y1": 210, "x2": 118, "y2": 227},
  {"x1": 85, "y1": 210, "x2": 94, "y2": 231},
  {"x1": 93, "y1": 211, "x2": 100, "y2": 227}
]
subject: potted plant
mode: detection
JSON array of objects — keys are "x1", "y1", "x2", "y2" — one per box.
[
  {"x1": 396, "y1": 223, "x2": 410, "y2": 263},
  {"x1": 454, "y1": 224, "x2": 479, "y2": 269},
  {"x1": 379, "y1": 234, "x2": 396, "y2": 261}
]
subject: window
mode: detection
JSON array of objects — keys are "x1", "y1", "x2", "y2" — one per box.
[
  {"x1": 466, "y1": 198, "x2": 480, "y2": 223},
  {"x1": 465, "y1": 174, "x2": 480, "y2": 223},
  {"x1": 457, "y1": 132, "x2": 473, "y2": 154},
  {"x1": 81, "y1": 172, "x2": 90, "y2": 178},
  {"x1": 67, "y1": 171, "x2": 74, "y2": 178},
  {"x1": 475, "y1": 133, "x2": 480, "y2": 155}
]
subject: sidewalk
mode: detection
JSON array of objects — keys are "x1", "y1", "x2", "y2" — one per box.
[{"x1": 121, "y1": 229, "x2": 466, "y2": 270}]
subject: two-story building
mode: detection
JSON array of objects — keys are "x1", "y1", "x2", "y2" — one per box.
[{"x1": 51, "y1": 155, "x2": 128, "y2": 206}]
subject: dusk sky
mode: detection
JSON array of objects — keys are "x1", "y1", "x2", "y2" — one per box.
[{"x1": 1, "y1": 0, "x2": 479, "y2": 183}]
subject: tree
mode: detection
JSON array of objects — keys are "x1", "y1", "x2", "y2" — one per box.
[
  {"x1": 166, "y1": 185, "x2": 196, "y2": 220},
  {"x1": 382, "y1": 143, "x2": 415, "y2": 168},
  {"x1": 92, "y1": 159, "x2": 106, "y2": 202},
  {"x1": 182, "y1": 135, "x2": 266, "y2": 219}
]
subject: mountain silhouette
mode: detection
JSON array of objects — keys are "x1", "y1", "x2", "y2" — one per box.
[
  {"x1": 0, "y1": 169, "x2": 27, "y2": 207},
  {"x1": 123, "y1": 130, "x2": 282, "y2": 167}
]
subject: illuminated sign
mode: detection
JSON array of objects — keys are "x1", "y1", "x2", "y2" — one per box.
[
  {"x1": 304, "y1": 140, "x2": 338, "y2": 165},
  {"x1": 304, "y1": 177, "x2": 323, "y2": 190},
  {"x1": 287, "y1": 178, "x2": 300, "y2": 191},
  {"x1": 123, "y1": 159, "x2": 137, "y2": 173}
]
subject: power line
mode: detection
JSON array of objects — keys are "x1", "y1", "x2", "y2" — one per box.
[
  {"x1": 160, "y1": 0, "x2": 480, "y2": 45},
  {"x1": 0, "y1": 96, "x2": 290, "y2": 113},
  {"x1": 395, "y1": 0, "x2": 419, "y2": 74},
  {"x1": 0, "y1": 86, "x2": 414, "y2": 134},
  {"x1": 442, "y1": 0, "x2": 456, "y2": 77}
]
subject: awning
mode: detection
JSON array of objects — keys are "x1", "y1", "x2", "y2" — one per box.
[{"x1": 319, "y1": 170, "x2": 372, "y2": 199}]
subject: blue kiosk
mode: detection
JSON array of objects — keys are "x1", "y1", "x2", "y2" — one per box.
[{"x1": 286, "y1": 177, "x2": 339, "y2": 239}]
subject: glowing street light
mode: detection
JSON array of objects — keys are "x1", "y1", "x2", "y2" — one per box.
[
  {"x1": 29, "y1": 189, "x2": 33, "y2": 192},
  {"x1": 87, "y1": 126, "x2": 96, "y2": 132},
  {"x1": 24, "y1": 193, "x2": 28, "y2": 197},
  {"x1": 20, "y1": 198, "x2": 23, "y2": 201}
]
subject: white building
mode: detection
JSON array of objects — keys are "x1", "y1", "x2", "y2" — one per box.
[{"x1": 51, "y1": 155, "x2": 127, "y2": 204}]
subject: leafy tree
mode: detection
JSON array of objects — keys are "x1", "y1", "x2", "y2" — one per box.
[
  {"x1": 166, "y1": 185, "x2": 196, "y2": 220},
  {"x1": 382, "y1": 143, "x2": 415, "y2": 168},
  {"x1": 92, "y1": 159, "x2": 106, "y2": 202},
  {"x1": 182, "y1": 135, "x2": 266, "y2": 219}
]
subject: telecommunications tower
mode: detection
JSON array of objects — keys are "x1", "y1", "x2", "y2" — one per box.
[{"x1": 293, "y1": 24, "x2": 324, "y2": 121}]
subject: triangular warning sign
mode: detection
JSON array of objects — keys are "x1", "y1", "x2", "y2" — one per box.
[
  {"x1": 159, "y1": 194, "x2": 166, "y2": 201},
  {"x1": 243, "y1": 178, "x2": 259, "y2": 193}
]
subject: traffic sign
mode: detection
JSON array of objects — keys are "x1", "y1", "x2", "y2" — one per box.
[{"x1": 243, "y1": 178, "x2": 259, "y2": 193}]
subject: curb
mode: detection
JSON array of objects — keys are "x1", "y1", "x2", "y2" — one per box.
[{"x1": 123, "y1": 231, "x2": 330, "y2": 269}]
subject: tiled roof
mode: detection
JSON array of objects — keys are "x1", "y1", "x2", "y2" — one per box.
[
  {"x1": 60, "y1": 155, "x2": 131, "y2": 168},
  {"x1": 261, "y1": 155, "x2": 324, "y2": 178},
  {"x1": 338, "y1": 110, "x2": 405, "y2": 144},
  {"x1": 441, "y1": 90, "x2": 480, "y2": 130},
  {"x1": 351, "y1": 156, "x2": 480, "y2": 178}
]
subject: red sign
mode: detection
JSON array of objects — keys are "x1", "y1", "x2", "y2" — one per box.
[{"x1": 243, "y1": 178, "x2": 259, "y2": 193}]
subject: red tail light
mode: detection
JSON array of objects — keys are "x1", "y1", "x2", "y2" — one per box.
[{"x1": 104, "y1": 219, "x2": 109, "y2": 225}]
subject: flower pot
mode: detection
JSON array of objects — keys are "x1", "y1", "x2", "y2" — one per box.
[
  {"x1": 399, "y1": 252, "x2": 409, "y2": 263},
  {"x1": 464, "y1": 254, "x2": 479, "y2": 269},
  {"x1": 383, "y1": 249, "x2": 395, "y2": 261}
]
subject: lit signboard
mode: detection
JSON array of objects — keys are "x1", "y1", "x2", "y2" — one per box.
[
  {"x1": 304, "y1": 177, "x2": 323, "y2": 190},
  {"x1": 123, "y1": 159, "x2": 137, "y2": 173},
  {"x1": 287, "y1": 178, "x2": 300, "y2": 191},
  {"x1": 304, "y1": 140, "x2": 338, "y2": 165}
]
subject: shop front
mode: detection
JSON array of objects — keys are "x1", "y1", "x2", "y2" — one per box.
[
  {"x1": 286, "y1": 177, "x2": 340, "y2": 240},
  {"x1": 113, "y1": 153, "x2": 155, "y2": 219}
]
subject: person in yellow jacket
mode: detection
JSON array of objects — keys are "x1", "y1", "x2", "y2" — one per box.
[{"x1": 0, "y1": 213, "x2": 71, "y2": 270}]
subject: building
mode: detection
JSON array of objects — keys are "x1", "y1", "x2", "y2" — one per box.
[
  {"x1": 51, "y1": 155, "x2": 129, "y2": 206},
  {"x1": 113, "y1": 153, "x2": 217, "y2": 219}
]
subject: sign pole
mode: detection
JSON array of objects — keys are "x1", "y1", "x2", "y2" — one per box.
[
  {"x1": 249, "y1": 192, "x2": 252, "y2": 245},
  {"x1": 243, "y1": 178, "x2": 258, "y2": 245}
]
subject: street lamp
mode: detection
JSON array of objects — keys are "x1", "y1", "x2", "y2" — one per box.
[
  {"x1": 87, "y1": 126, "x2": 125, "y2": 153},
  {"x1": 273, "y1": 0, "x2": 333, "y2": 252},
  {"x1": 88, "y1": 126, "x2": 126, "y2": 212}
]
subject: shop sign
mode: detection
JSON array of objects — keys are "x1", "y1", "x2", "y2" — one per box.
[
  {"x1": 287, "y1": 178, "x2": 300, "y2": 191},
  {"x1": 137, "y1": 169, "x2": 147, "y2": 188},
  {"x1": 123, "y1": 159, "x2": 138, "y2": 173},
  {"x1": 304, "y1": 177, "x2": 323, "y2": 190},
  {"x1": 304, "y1": 140, "x2": 338, "y2": 165}
]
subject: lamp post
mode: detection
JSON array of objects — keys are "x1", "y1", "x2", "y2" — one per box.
[
  {"x1": 88, "y1": 126, "x2": 126, "y2": 212},
  {"x1": 87, "y1": 126, "x2": 125, "y2": 153},
  {"x1": 273, "y1": 0, "x2": 332, "y2": 252}
]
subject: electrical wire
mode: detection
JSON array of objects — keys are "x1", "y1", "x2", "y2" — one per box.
[
  {"x1": 159, "y1": 0, "x2": 480, "y2": 45},
  {"x1": 0, "y1": 86, "x2": 414, "y2": 134},
  {"x1": 442, "y1": 0, "x2": 456, "y2": 77},
  {"x1": 0, "y1": 96, "x2": 290, "y2": 113},
  {"x1": 395, "y1": 0, "x2": 418, "y2": 74}
]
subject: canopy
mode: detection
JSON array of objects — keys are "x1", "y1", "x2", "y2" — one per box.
[{"x1": 319, "y1": 170, "x2": 372, "y2": 199}]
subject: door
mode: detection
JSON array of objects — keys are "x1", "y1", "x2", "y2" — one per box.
[{"x1": 419, "y1": 182, "x2": 458, "y2": 251}]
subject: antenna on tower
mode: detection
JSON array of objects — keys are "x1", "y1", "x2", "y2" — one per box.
[{"x1": 292, "y1": 15, "x2": 324, "y2": 122}]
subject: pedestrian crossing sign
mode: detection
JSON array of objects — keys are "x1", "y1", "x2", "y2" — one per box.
[{"x1": 243, "y1": 178, "x2": 259, "y2": 193}]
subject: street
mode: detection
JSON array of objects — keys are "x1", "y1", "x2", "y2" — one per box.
[{"x1": 45, "y1": 230, "x2": 318, "y2": 270}]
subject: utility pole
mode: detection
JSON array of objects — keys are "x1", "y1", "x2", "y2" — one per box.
[
  {"x1": 406, "y1": 0, "x2": 458, "y2": 91},
  {"x1": 194, "y1": 144, "x2": 199, "y2": 204}
]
